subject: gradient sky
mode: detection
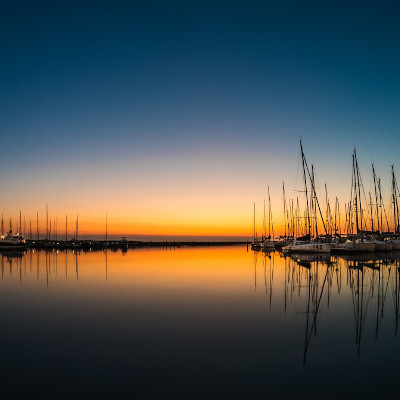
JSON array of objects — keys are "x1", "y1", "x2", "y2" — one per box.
[{"x1": 1, "y1": 0, "x2": 400, "y2": 236}]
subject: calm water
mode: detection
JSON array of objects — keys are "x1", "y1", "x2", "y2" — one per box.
[{"x1": 1, "y1": 246, "x2": 399, "y2": 398}]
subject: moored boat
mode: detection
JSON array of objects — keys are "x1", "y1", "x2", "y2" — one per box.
[
  {"x1": 375, "y1": 239, "x2": 393, "y2": 252},
  {"x1": 0, "y1": 231, "x2": 27, "y2": 250},
  {"x1": 282, "y1": 241, "x2": 331, "y2": 253},
  {"x1": 331, "y1": 239, "x2": 375, "y2": 254}
]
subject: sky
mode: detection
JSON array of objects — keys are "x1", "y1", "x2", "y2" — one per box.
[{"x1": 1, "y1": 0, "x2": 400, "y2": 237}]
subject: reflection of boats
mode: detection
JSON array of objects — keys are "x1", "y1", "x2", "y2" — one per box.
[
  {"x1": 338, "y1": 253, "x2": 377, "y2": 263},
  {"x1": 302, "y1": 260, "x2": 331, "y2": 364},
  {"x1": 0, "y1": 231, "x2": 27, "y2": 250},
  {"x1": 0, "y1": 249, "x2": 25, "y2": 258},
  {"x1": 289, "y1": 253, "x2": 331, "y2": 265}
]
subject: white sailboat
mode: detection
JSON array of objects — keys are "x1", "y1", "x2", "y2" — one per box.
[{"x1": 282, "y1": 141, "x2": 331, "y2": 254}]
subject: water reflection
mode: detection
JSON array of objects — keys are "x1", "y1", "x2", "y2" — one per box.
[
  {"x1": 253, "y1": 250, "x2": 400, "y2": 363},
  {"x1": 1, "y1": 247, "x2": 400, "y2": 397}
]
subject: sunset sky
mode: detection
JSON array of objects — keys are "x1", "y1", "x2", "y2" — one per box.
[{"x1": 1, "y1": 1, "x2": 400, "y2": 237}]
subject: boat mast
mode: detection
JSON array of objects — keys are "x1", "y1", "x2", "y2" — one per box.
[
  {"x1": 391, "y1": 165, "x2": 400, "y2": 235},
  {"x1": 378, "y1": 178, "x2": 389, "y2": 232},
  {"x1": 352, "y1": 152, "x2": 360, "y2": 234},
  {"x1": 106, "y1": 212, "x2": 108, "y2": 242},
  {"x1": 300, "y1": 140, "x2": 328, "y2": 236},
  {"x1": 300, "y1": 140, "x2": 311, "y2": 238},
  {"x1": 268, "y1": 186, "x2": 271, "y2": 240},
  {"x1": 354, "y1": 150, "x2": 364, "y2": 233},
  {"x1": 369, "y1": 192, "x2": 374, "y2": 232},
  {"x1": 46, "y1": 204, "x2": 49, "y2": 240},
  {"x1": 263, "y1": 199, "x2": 266, "y2": 240},
  {"x1": 283, "y1": 182, "x2": 287, "y2": 238},
  {"x1": 372, "y1": 164, "x2": 381, "y2": 233},
  {"x1": 311, "y1": 165, "x2": 318, "y2": 237},
  {"x1": 253, "y1": 202, "x2": 256, "y2": 242}
]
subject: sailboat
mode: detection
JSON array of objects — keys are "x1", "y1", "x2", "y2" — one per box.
[
  {"x1": 262, "y1": 187, "x2": 275, "y2": 250},
  {"x1": 332, "y1": 149, "x2": 375, "y2": 253},
  {"x1": 282, "y1": 140, "x2": 331, "y2": 254},
  {"x1": 251, "y1": 203, "x2": 261, "y2": 250},
  {"x1": 274, "y1": 182, "x2": 293, "y2": 249},
  {"x1": 388, "y1": 166, "x2": 400, "y2": 250}
]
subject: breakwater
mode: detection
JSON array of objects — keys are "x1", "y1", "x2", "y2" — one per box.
[{"x1": 24, "y1": 239, "x2": 248, "y2": 250}]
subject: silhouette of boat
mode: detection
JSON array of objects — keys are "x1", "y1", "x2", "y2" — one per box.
[{"x1": 0, "y1": 231, "x2": 27, "y2": 250}]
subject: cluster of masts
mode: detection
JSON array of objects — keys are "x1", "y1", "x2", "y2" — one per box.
[
  {"x1": 252, "y1": 140, "x2": 400, "y2": 254},
  {"x1": 0, "y1": 206, "x2": 81, "y2": 242},
  {"x1": 0, "y1": 205, "x2": 109, "y2": 242}
]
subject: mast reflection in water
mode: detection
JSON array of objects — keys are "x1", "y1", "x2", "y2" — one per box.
[{"x1": 0, "y1": 246, "x2": 399, "y2": 398}]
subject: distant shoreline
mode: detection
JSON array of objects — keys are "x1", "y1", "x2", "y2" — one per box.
[{"x1": 18, "y1": 239, "x2": 250, "y2": 251}]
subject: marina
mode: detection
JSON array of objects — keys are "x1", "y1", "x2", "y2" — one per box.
[{"x1": 252, "y1": 141, "x2": 400, "y2": 256}]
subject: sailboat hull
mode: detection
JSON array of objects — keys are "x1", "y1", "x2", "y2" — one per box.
[
  {"x1": 390, "y1": 240, "x2": 400, "y2": 251},
  {"x1": 282, "y1": 243, "x2": 331, "y2": 254},
  {"x1": 332, "y1": 242, "x2": 375, "y2": 253},
  {"x1": 375, "y1": 241, "x2": 392, "y2": 252}
]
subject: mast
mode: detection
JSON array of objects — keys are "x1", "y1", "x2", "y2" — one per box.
[
  {"x1": 300, "y1": 140, "x2": 328, "y2": 236},
  {"x1": 253, "y1": 202, "x2": 256, "y2": 242},
  {"x1": 263, "y1": 199, "x2": 266, "y2": 240},
  {"x1": 352, "y1": 152, "x2": 360, "y2": 234},
  {"x1": 311, "y1": 165, "x2": 318, "y2": 237},
  {"x1": 76, "y1": 215, "x2": 79, "y2": 241},
  {"x1": 283, "y1": 182, "x2": 287, "y2": 238},
  {"x1": 268, "y1": 186, "x2": 271, "y2": 240},
  {"x1": 46, "y1": 204, "x2": 49, "y2": 240},
  {"x1": 391, "y1": 165, "x2": 400, "y2": 235},
  {"x1": 36, "y1": 211, "x2": 39, "y2": 240},
  {"x1": 106, "y1": 212, "x2": 108, "y2": 242},
  {"x1": 29, "y1": 219, "x2": 32, "y2": 240},
  {"x1": 369, "y1": 192, "x2": 374, "y2": 232},
  {"x1": 1, "y1": 213, "x2": 3, "y2": 235},
  {"x1": 354, "y1": 150, "x2": 364, "y2": 233},
  {"x1": 378, "y1": 178, "x2": 389, "y2": 232},
  {"x1": 334, "y1": 197, "x2": 338, "y2": 236},
  {"x1": 65, "y1": 215, "x2": 68, "y2": 241},
  {"x1": 300, "y1": 140, "x2": 311, "y2": 237},
  {"x1": 372, "y1": 164, "x2": 380, "y2": 233},
  {"x1": 19, "y1": 210, "x2": 21, "y2": 234}
]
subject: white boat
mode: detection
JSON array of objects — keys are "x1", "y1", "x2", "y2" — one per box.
[
  {"x1": 262, "y1": 240, "x2": 275, "y2": 250},
  {"x1": 0, "y1": 231, "x2": 27, "y2": 250},
  {"x1": 375, "y1": 239, "x2": 393, "y2": 252},
  {"x1": 282, "y1": 241, "x2": 331, "y2": 253},
  {"x1": 332, "y1": 239, "x2": 375, "y2": 253}
]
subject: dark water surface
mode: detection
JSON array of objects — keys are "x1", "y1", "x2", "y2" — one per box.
[{"x1": 1, "y1": 246, "x2": 399, "y2": 398}]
